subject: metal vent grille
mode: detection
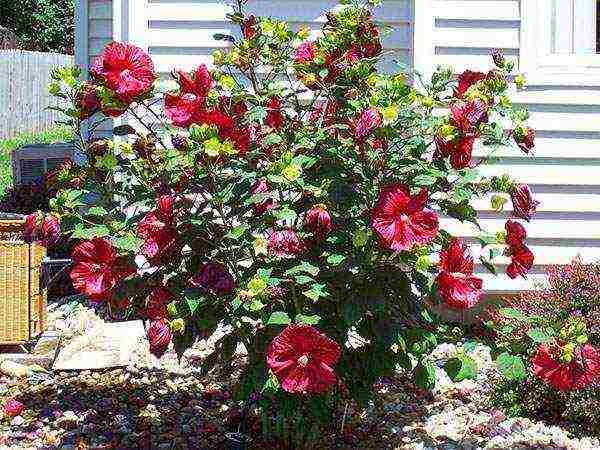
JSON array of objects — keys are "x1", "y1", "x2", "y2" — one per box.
[
  {"x1": 19, "y1": 159, "x2": 45, "y2": 184},
  {"x1": 46, "y1": 158, "x2": 65, "y2": 173}
]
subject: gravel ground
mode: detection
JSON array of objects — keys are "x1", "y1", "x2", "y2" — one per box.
[{"x1": 1, "y1": 300, "x2": 599, "y2": 450}]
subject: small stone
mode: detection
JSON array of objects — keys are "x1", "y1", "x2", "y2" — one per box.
[{"x1": 10, "y1": 416, "x2": 24, "y2": 427}]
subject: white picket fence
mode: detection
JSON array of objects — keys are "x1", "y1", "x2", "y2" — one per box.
[{"x1": 0, "y1": 50, "x2": 74, "y2": 140}]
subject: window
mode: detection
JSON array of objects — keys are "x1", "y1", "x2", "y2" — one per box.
[{"x1": 521, "y1": 0, "x2": 600, "y2": 85}]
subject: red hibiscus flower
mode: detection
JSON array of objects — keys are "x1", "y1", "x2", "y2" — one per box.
[
  {"x1": 372, "y1": 184, "x2": 439, "y2": 252},
  {"x1": 304, "y1": 205, "x2": 332, "y2": 238},
  {"x1": 436, "y1": 239, "x2": 483, "y2": 309},
  {"x1": 190, "y1": 262, "x2": 235, "y2": 296},
  {"x1": 295, "y1": 41, "x2": 317, "y2": 64},
  {"x1": 137, "y1": 212, "x2": 179, "y2": 264},
  {"x1": 3, "y1": 399, "x2": 24, "y2": 418},
  {"x1": 70, "y1": 238, "x2": 135, "y2": 301},
  {"x1": 450, "y1": 100, "x2": 488, "y2": 135},
  {"x1": 511, "y1": 184, "x2": 540, "y2": 222},
  {"x1": 165, "y1": 66, "x2": 213, "y2": 127},
  {"x1": 532, "y1": 344, "x2": 600, "y2": 391},
  {"x1": 147, "y1": 319, "x2": 172, "y2": 358},
  {"x1": 267, "y1": 229, "x2": 306, "y2": 257},
  {"x1": 435, "y1": 136, "x2": 475, "y2": 170},
  {"x1": 145, "y1": 287, "x2": 173, "y2": 320},
  {"x1": 505, "y1": 220, "x2": 527, "y2": 247},
  {"x1": 506, "y1": 244, "x2": 534, "y2": 279},
  {"x1": 91, "y1": 42, "x2": 155, "y2": 103},
  {"x1": 265, "y1": 97, "x2": 285, "y2": 130},
  {"x1": 454, "y1": 70, "x2": 486, "y2": 99},
  {"x1": 266, "y1": 324, "x2": 341, "y2": 394},
  {"x1": 355, "y1": 107, "x2": 382, "y2": 140}
]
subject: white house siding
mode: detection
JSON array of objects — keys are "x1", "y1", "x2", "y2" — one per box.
[
  {"x1": 75, "y1": 0, "x2": 600, "y2": 294},
  {"x1": 415, "y1": 0, "x2": 600, "y2": 293}
]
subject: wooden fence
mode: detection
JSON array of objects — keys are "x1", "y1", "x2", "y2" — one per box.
[{"x1": 0, "y1": 51, "x2": 74, "y2": 140}]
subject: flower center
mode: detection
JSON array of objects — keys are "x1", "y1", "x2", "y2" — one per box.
[{"x1": 297, "y1": 354, "x2": 310, "y2": 367}]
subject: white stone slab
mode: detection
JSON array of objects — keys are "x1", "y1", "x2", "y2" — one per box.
[{"x1": 53, "y1": 321, "x2": 146, "y2": 371}]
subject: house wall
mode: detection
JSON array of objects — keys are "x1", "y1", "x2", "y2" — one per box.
[{"x1": 76, "y1": 0, "x2": 600, "y2": 294}]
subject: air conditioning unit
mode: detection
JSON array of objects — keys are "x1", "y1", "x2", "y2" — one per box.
[{"x1": 12, "y1": 142, "x2": 75, "y2": 184}]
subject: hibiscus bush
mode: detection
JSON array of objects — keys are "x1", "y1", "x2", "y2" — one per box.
[
  {"x1": 487, "y1": 259, "x2": 600, "y2": 435},
  {"x1": 33, "y1": 0, "x2": 540, "y2": 440}
]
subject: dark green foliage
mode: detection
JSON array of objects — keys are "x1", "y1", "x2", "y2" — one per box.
[{"x1": 0, "y1": 0, "x2": 75, "y2": 54}]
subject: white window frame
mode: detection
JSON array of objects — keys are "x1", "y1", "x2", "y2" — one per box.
[{"x1": 521, "y1": 0, "x2": 600, "y2": 86}]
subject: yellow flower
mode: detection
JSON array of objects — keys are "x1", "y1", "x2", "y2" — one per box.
[
  {"x1": 515, "y1": 73, "x2": 526, "y2": 89},
  {"x1": 203, "y1": 137, "x2": 221, "y2": 157},
  {"x1": 282, "y1": 164, "x2": 302, "y2": 182},
  {"x1": 170, "y1": 318, "x2": 186, "y2": 334},
  {"x1": 254, "y1": 237, "x2": 268, "y2": 256},
  {"x1": 118, "y1": 142, "x2": 134, "y2": 157},
  {"x1": 248, "y1": 276, "x2": 268, "y2": 295},
  {"x1": 218, "y1": 75, "x2": 236, "y2": 91},
  {"x1": 380, "y1": 105, "x2": 399, "y2": 125},
  {"x1": 439, "y1": 124, "x2": 457, "y2": 140},
  {"x1": 297, "y1": 26, "x2": 310, "y2": 40}
]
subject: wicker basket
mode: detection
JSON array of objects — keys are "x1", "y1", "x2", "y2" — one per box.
[{"x1": 0, "y1": 215, "x2": 47, "y2": 344}]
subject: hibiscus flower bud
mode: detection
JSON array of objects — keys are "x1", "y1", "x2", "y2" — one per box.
[
  {"x1": 491, "y1": 49, "x2": 506, "y2": 68},
  {"x1": 355, "y1": 107, "x2": 382, "y2": 140},
  {"x1": 242, "y1": 15, "x2": 258, "y2": 39},
  {"x1": 513, "y1": 126, "x2": 535, "y2": 153},
  {"x1": 171, "y1": 134, "x2": 189, "y2": 151},
  {"x1": 23, "y1": 212, "x2": 42, "y2": 244},
  {"x1": 133, "y1": 135, "x2": 157, "y2": 161},
  {"x1": 505, "y1": 220, "x2": 527, "y2": 247},
  {"x1": 267, "y1": 229, "x2": 306, "y2": 257},
  {"x1": 3, "y1": 399, "x2": 24, "y2": 418},
  {"x1": 39, "y1": 214, "x2": 61, "y2": 248},
  {"x1": 147, "y1": 319, "x2": 172, "y2": 357},
  {"x1": 305, "y1": 205, "x2": 332, "y2": 238},
  {"x1": 294, "y1": 41, "x2": 317, "y2": 64},
  {"x1": 511, "y1": 184, "x2": 540, "y2": 222},
  {"x1": 87, "y1": 139, "x2": 110, "y2": 164},
  {"x1": 75, "y1": 81, "x2": 100, "y2": 119}
]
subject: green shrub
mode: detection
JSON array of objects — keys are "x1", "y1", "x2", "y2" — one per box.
[{"x1": 0, "y1": 0, "x2": 75, "y2": 54}]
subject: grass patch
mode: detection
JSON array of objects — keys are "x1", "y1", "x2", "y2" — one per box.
[{"x1": 0, "y1": 126, "x2": 74, "y2": 196}]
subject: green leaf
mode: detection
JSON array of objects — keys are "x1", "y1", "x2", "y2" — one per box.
[
  {"x1": 71, "y1": 224, "x2": 110, "y2": 239},
  {"x1": 285, "y1": 262, "x2": 320, "y2": 277},
  {"x1": 245, "y1": 299, "x2": 266, "y2": 312},
  {"x1": 326, "y1": 254, "x2": 346, "y2": 266},
  {"x1": 499, "y1": 307, "x2": 527, "y2": 321},
  {"x1": 303, "y1": 283, "x2": 329, "y2": 302},
  {"x1": 414, "y1": 361, "x2": 436, "y2": 390},
  {"x1": 478, "y1": 234, "x2": 498, "y2": 246},
  {"x1": 463, "y1": 341, "x2": 478, "y2": 353},
  {"x1": 294, "y1": 275, "x2": 313, "y2": 285},
  {"x1": 87, "y1": 206, "x2": 108, "y2": 217},
  {"x1": 225, "y1": 224, "x2": 249, "y2": 240},
  {"x1": 274, "y1": 208, "x2": 297, "y2": 221},
  {"x1": 295, "y1": 314, "x2": 321, "y2": 325},
  {"x1": 444, "y1": 355, "x2": 478, "y2": 382},
  {"x1": 527, "y1": 328, "x2": 554, "y2": 343},
  {"x1": 186, "y1": 296, "x2": 202, "y2": 316},
  {"x1": 413, "y1": 175, "x2": 437, "y2": 186},
  {"x1": 497, "y1": 352, "x2": 526, "y2": 381},
  {"x1": 113, "y1": 235, "x2": 142, "y2": 252},
  {"x1": 267, "y1": 311, "x2": 291, "y2": 325},
  {"x1": 261, "y1": 371, "x2": 280, "y2": 398}
]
